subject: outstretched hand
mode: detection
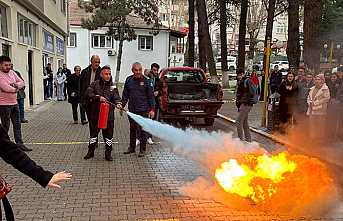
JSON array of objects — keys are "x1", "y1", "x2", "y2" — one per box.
[{"x1": 48, "y1": 171, "x2": 72, "y2": 188}]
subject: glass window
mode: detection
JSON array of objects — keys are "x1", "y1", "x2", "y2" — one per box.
[
  {"x1": 93, "y1": 35, "x2": 99, "y2": 47},
  {"x1": 68, "y1": 32, "x2": 76, "y2": 47},
  {"x1": 17, "y1": 14, "x2": 36, "y2": 46},
  {"x1": 138, "y1": 36, "x2": 153, "y2": 51},
  {"x1": 106, "y1": 36, "x2": 112, "y2": 48},
  {"x1": 100, "y1": 36, "x2": 105, "y2": 47},
  {"x1": 92, "y1": 34, "x2": 112, "y2": 48},
  {"x1": 0, "y1": 4, "x2": 8, "y2": 38},
  {"x1": 164, "y1": 71, "x2": 204, "y2": 83}
]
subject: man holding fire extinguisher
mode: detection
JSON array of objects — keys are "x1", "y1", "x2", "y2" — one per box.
[
  {"x1": 83, "y1": 66, "x2": 122, "y2": 161},
  {"x1": 121, "y1": 62, "x2": 155, "y2": 157}
]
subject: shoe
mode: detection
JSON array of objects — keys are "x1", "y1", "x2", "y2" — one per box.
[
  {"x1": 123, "y1": 149, "x2": 135, "y2": 154},
  {"x1": 19, "y1": 145, "x2": 32, "y2": 151},
  {"x1": 81, "y1": 121, "x2": 88, "y2": 125},
  {"x1": 21, "y1": 119, "x2": 28, "y2": 123},
  {"x1": 138, "y1": 151, "x2": 146, "y2": 158},
  {"x1": 73, "y1": 121, "x2": 78, "y2": 124},
  {"x1": 105, "y1": 150, "x2": 113, "y2": 161},
  {"x1": 147, "y1": 138, "x2": 154, "y2": 145},
  {"x1": 84, "y1": 149, "x2": 95, "y2": 159},
  {"x1": 136, "y1": 139, "x2": 140, "y2": 146}
]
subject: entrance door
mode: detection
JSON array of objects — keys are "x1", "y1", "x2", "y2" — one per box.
[{"x1": 28, "y1": 51, "x2": 34, "y2": 105}]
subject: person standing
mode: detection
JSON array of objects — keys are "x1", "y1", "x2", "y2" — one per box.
[
  {"x1": 67, "y1": 65, "x2": 86, "y2": 124},
  {"x1": 83, "y1": 66, "x2": 122, "y2": 161},
  {"x1": 79, "y1": 55, "x2": 101, "y2": 125},
  {"x1": 269, "y1": 65, "x2": 283, "y2": 94},
  {"x1": 62, "y1": 64, "x2": 72, "y2": 101},
  {"x1": 11, "y1": 65, "x2": 28, "y2": 123},
  {"x1": 278, "y1": 71, "x2": 299, "y2": 133},
  {"x1": 0, "y1": 56, "x2": 31, "y2": 151},
  {"x1": 235, "y1": 69, "x2": 256, "y2": 143},
  {"x1": 122, "y1": 62, "x2": 155, "y2": 157},
  {"x1": 45, "y1": 63, "x2": 54, "y2": 100},
  {"x1": 307, "y1": 74, "x2": 331, "y2": 141},
  {"x1": 55, "y1": 67, "x2": 66, "y2": 101}
]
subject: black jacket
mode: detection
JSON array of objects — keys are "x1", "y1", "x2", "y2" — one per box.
[
  {"x1": 67, "y1": 73, "x2": 81, "y2": 104},
  {"x1": 79, "y1": 65, "x2": 101, "y2": 105},
  {"x1": 0, "y1": 125, "x2": 53, "y2": 187},
  {"x1": 122, "y1": 75, "x2": 155, "y2": 113},
  {"x1": 84, "y1": 79, "x2": 121, "y2": 121},
  {"x1": 15, "y1": 71, "x2": 26, "y2": 99},
  {"x1": 62, "y1": 68, "x2": 72, "y2": 80},
  {"x1": 236, "y1": 77, "x2": 255, "y2": 108}
]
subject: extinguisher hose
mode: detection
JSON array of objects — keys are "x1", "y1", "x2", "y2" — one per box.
[{"x1": 104, "y1": 101, "x2": 127, "y2": 112}]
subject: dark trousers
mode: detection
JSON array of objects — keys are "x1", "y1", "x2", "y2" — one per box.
[
  {"x1": 0, "y1": 105, "x2": 24, "y2": 145},
  {"x1": 17, "y1": 98, "x2": 25, "y2": 121},
  {"x1": 71, "y1": 102, "x2": 86, "y2": 122},
  {"x1": 88, "y1": 118, "x2": 114, "y2": 151},
  {"x1": 128, "y1": 112, "x2": 148, "y2": 152},
  {"x1": 47, "y1": 81, "x2": 53, "y2": 98},
  {"x1": 64, "y1": 83, "x2": 68, "y2": 100}
]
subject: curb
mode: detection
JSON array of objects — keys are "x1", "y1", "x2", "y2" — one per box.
[{"x1": 26, "y1": 100, "x2": 56, "y2": 113}]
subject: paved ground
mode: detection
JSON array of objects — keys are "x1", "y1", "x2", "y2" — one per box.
[{"x1": 1, "y1": 101, "x2": 343, "y2": 221}]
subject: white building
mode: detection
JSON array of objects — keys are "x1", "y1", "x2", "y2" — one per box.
[
  {"x1": 67, "y1": 1, "x2": 186, "y2": 83},
  {"x1": 0, "y1": 0, "x2": 68, "y2": 106}
]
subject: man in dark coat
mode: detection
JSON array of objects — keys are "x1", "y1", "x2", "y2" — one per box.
[
  {"x1": 83, "y1": 66, "x2": 122, "y2": 161},
  {"x1": 45, "y1": 63, "x2": 54, "y2": 100},
  {"x1": 79, "y1": 55, "x2": 101, "y2": 125},
  {"x1": 62, "y1": 64, "x2": 72, "y2": 101},
  {"x1": 67, "y1": 65, "x2": 86, "y2": 124},
  {"x1": 121, "y1": 62, "x2": 155, "y2": 157},
  {"x1": 269, "y1": 65, "x2": 283, "y2": 94}
]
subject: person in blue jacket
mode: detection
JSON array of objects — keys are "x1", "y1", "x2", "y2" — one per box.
[{"x1": 121, "y1": 62, "x2": 155, "y2": 157}]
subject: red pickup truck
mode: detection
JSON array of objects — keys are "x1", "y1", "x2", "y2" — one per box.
[{"x1": 158, "y1": 67, "x2": 224, "y2": 126}]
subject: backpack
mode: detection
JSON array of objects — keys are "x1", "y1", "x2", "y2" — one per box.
[{"x1": 244, "y1": 78, "x2": 259, "y2": 104}]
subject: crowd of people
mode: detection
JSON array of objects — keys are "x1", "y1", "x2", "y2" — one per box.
[{"x1": 236, "y1": 64, "x2": 343, "y2": 143}]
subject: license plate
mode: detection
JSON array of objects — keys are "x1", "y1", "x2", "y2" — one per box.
[{"x1": 183, "y1": 105, "x2": 202, "y2": 111}]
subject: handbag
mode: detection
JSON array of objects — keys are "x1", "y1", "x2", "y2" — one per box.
[{"x1": 0, "y1": 176, "x2": 14, "y2": 221}]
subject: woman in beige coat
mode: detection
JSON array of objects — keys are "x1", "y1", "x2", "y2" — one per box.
[{"x1": 307, "y1": 74, "x2": 331, "y2": 140}]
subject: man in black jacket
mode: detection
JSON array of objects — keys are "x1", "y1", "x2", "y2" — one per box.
[
  {"x1": 79, "y1": 55, "x2": 101, "y2": 125},
  {"x1": 83, "y1": 66, "x2": 122, "y2": 161},
  {"x1": 236, "y1": 69, "x2": 255, "y2": 143},
  {"x1": 62, "y1": 64, "x2": 72, "y2": 101},
  {"x1": 121, "y1": 62, "x2": 155, "y2": 157}
]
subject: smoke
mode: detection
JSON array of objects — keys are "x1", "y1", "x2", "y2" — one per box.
[{"x1": 127, "y1": 112, "x2": 340, "y2": 217}]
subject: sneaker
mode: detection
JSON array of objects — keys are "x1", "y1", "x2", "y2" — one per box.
[
  {"x1": 21, "y1": 119, "x2": 28, "y2": 123},
  {"x1": 147, "y1": 137, "x2": 154, "y2": 145},
  {"x1": 81, "y1": 121, "x2": 88, "y2": 125},
  {"x1": 136, "y1": 139, "x2": 140, "y2": 146}
]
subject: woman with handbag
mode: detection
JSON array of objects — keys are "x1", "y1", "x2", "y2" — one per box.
[{"x1": 0, "y1": 124, "x2": 72, "y2": 220}]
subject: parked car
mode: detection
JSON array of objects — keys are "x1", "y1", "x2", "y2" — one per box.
[
  {"x1": 271, "y1": 60, "x2": 289, "y2": 70},
  {"x1": 158, "y1": 67, "x2": 224, "y2": 126},
  {"x1": 215, "y1": 56, "x2": 237, "y2": 71}
]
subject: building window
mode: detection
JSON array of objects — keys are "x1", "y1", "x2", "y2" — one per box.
[
  {"x1": 60, "y1": 0, "x2": 66, "y2": 14},
  {"x1": 18, "y1": 14, "x2": 36, "y2": 46},
  {"x1": 68, "y1": 32, "x2": 76, "y2": 47},
  {"x1": 138, "y1": 35, "x2": 153, "y2": 51},
  {"x1": 0, "y1": 4, "x2": 8, "y2": 38},
  {"x1": 92, "y1": 34, "x2": 112, "y2": 48}
]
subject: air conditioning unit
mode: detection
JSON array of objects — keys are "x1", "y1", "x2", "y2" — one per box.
[{"x1": 107, "y1": 49, "x2": 117, "y2": 56}]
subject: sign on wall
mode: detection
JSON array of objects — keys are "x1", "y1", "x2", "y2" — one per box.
[
  {"x1": 43, "y1": 30, "x2": 54, "y2": 53},
  {"x1": 56, "y1": 37, "x2": 65, "y2": 55}
]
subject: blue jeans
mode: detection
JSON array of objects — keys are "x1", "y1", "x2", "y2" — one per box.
[
  {"x1": 17, "y1": 98, "x2": 25, "y2": 121},
  {"x1": 0, "y1": 105, "x2": 24, "y2": 145},
  {"x1": 47, "y1": 81, "x2": 53, "y2": 98}
]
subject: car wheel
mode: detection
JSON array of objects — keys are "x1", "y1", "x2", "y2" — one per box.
[{"x1": 204, "y1": 118, "x2": 215, "y2": 126}]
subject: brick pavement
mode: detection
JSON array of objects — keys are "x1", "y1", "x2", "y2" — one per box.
[{"x1": 1, "y1": 101, "x2": 343, "y2": 221}]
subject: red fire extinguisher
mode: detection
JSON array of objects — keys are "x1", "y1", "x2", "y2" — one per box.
[{"x1": 98, "y1": 102, "x2": 110, "y2": 129}]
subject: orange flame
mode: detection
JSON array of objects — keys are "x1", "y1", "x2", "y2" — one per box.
[{"x1": 215, "y1": 152, "x2": 297, "y2": 203}]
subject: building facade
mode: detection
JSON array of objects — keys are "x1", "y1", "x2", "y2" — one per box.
[
  {"x1": 0, "y1": 0, "x2": 68, "y2": 107},
  {"x1": 67, "y1": 0, "x2": 186, "y2": 83}
]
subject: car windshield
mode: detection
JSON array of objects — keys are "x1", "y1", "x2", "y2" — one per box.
[{"x1": 164, "y1": 71, "x2": 204, "y2": 83}]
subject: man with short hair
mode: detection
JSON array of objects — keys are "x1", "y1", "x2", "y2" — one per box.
[
  {"x1": 122, "y1": 62, "x2": 155, "y2": 157},
  {"x1": 83, "y1": 66, "x2": 122, "y2": 161},
  {"x1": 79, "y1": 55, "x2": 102, "y2": 125},
  {"x1": 0, "y1": 56, "x2": 31, "y2": 151},
  {"x1": 269, "y1": 65, "x2": 282, "y2": 94},
  {"x1": 62, "y1": 64, "x2": 72, "y2": 101}
]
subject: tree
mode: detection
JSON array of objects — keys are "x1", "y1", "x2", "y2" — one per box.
[
  {"x1": 287, "y1": 0, "x2": 300, "y2": 69},
  {"x1": 186, "y1": 0, "x2": 195, "y2": 67},
  {"x1": 303, "y1": 0, "x2": 323, "y2": 71},
  {"x1": 237, "y1": 0, "x2": 249, "y2": 70},
  {"x1": 196, "y1": 0, "x2": 218, "y2": 81},
  {"x1": 79, "y1": 0, "x2": 159, "y2": 83}
]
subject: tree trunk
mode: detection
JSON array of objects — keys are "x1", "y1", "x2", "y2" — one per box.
[
  {"x1": 196, "y1": 0, "x2": 217, "y2": 81},
  {"x1": 197, "y1": 9, "x2": 207, "y2": 71},
  {"x1": 115, "y1": 39, "x2": 124, "y2": 84},
  {"x1": 238, "y1": 0, "x2": 248, "y2": 70},
  {"x1": 287, "y1": 0, "x2": 300, "y2": 69},
  {"x1": 248, "y1": 32, "x2": 257, "y2": 60},
  {"x1": 304, "y1": 0, "x2": 323, "y2": 71},
  {"x1": 187, "y1": 0, "x2": 195, "y2": 67},
  {"x1": 220, "y1": 0, "x2": 229, "y2": 87}
]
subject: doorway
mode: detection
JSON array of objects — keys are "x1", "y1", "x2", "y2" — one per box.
[{"x1": 28, "y1": 51, "x2": 33, "y2": 105}]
